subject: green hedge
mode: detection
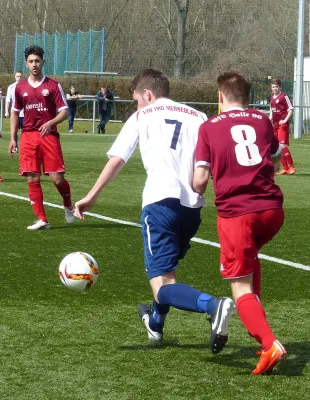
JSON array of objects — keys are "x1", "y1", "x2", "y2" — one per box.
[{"x1": 0, "y1": 74, "x2": 219, "y2": 121}]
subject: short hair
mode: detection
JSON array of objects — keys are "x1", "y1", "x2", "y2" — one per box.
[
  {"x1": 15, "y1": 70, "x2": 22, "y2": 74},
  {"x1": 271, "y1": 78, "x2": 281, "y2": 87},
  {"x1": 130, "y1": 68, "x2": 170, "y2": 98},
  {"x1": 24, "y1": 45, "x2": 44, "y2": 61},
  {"x1": 217, "y1": 70, "x2": 251, "y2": 105}
]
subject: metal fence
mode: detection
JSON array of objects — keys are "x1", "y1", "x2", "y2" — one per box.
[{"x1": 1, "y1": 97, "x2": 310, "y2": 135}]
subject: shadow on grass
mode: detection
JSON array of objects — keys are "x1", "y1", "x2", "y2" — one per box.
[
  {"x1": 119, "y1": 341, "x2": 310, "y2": 376},
  {"x1": 49, "y1": 223, "x2": 133, "y2": 230}
]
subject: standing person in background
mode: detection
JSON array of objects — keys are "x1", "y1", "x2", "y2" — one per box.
[
  {"x1": 66, "y1": 85, "x2": 81, "y2": 133},
  {"x1": 269, "y1": 78, "x2": 295, "y2": 175},
  {"x1": 74, "y1": 68, "x2": 235, "y2": 354},
  {"x1": 5, "y1": 70, "x2": 24, "y2": 152},
  {"x1": 96, "y1": 86, "x2": 114, "y2": 134},
  {"x1": 193, "y1": 70, "x2": 286, "y2": 375},
  {"x1": 8, "y1": 45, "x2": 75, "y2": 230}
]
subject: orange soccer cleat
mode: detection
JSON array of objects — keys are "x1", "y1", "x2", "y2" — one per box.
[
  {"x1": 252, "y1": 340, "x2": 287, "y2": 375},
  {"x1": 276, "y1": 169, "x2": 289, "y2": 175},
  {"x1": 288, "y1": 166, "x2": 296, "y2": 175}
]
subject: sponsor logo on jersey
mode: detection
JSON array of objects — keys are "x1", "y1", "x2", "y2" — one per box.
[
  {"x1": 276, "y1": 99, "x2": 279, "y2": 103},
  {"x1": 26, "y1": 103, "x2": 45, "y2": 111},
  {"x1": 42, "y1": 89, "x2": 49, "y2": 96}
]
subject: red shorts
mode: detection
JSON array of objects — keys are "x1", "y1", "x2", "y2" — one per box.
[
  {"x1": 217, "y1": 209, "x2": 284, "y2": 279},
  {"x1": 19, "y1": 131, "x2": 65, "y2": 176},
  {"x1": 273, "y1": 124, "x2": 289, "y2": 145}
]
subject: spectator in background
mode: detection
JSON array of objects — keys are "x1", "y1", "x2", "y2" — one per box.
[
  {"x1": 269, "y1": 79, "x2": 295, "y2": 175},
  {"x1": 5, "y1": 70, "x2": 24, "y2": 152},
  {"x1": 66, "y1": 85, "x2": 81, "y2": 133},
  {"x1": 96, "y1": 86, "x2": 114, "y2": 134}
]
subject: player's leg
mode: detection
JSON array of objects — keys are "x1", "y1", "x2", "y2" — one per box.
[
  {"x1": 140, "y1": 199, "x2": 234, "y2": 350},
  {"x1": 26, "y1": 173, "x2": 50, "y2": 229},
  {"x1": 41, "y1": 135, "x2": 74, "y2": 223},
  {"x1": 277, "y1": 125, "x2": 295, "y2": 175},
  {"x1": 219, "y1": 212, "x2": 286, "y2": 374},
  {"x1": 19, "y1": 131, "x2": 49, "y2": 229}
]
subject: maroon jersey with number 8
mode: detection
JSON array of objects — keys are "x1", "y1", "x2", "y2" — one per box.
[{"x1": 195, "y1": 108, "x2": 283, "y2": 217}]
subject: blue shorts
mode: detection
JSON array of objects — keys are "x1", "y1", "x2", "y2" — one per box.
[{"x1": 141, "y1": 198, "x2": 201, "y2": 279}]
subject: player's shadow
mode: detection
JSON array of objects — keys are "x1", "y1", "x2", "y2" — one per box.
[
  {"x1": 202, "y1": 341, "x2": 310, "y2": 376},
  {"x1": 119, "y1": 341, "x2": 310, "y2": 376}
]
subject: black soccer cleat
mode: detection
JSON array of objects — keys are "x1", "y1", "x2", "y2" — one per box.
[
  {"x1": 209, "y1": 297, "x2": 235, "y2": 354},
  {"x1": 138, "y1": 304, "x2": 163, "y2": 344}
]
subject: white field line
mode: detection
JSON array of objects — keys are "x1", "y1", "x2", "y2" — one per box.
[{"x1": 1, "y1": 190, "x2": 309, "y2": 272}]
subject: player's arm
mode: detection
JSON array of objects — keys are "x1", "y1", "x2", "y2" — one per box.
[
  {"x1": 8, "y1": 110, "x2": 19, "y2": 156},
  {"x1": 39, "y1": 108, "x2": 68, "y2": 137},
  {"x1": 279, "y1": 109, "x2": 293, "y2": 125},
  {"x1": 193, "y1": 166, "x2": 211, "y2": 195},
  {"x1": 74, "y1": 156, "x2": 125, "y2": 219}
]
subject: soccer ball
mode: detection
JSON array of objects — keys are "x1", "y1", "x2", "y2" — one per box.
[{"x1": 59, "y1": 252, "x2": 99, "y2": 293}]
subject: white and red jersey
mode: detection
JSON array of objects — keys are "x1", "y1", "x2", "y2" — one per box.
[
  {"x1": 107, "y1": 98, "x2": 207, "y2": 208},
  {"x1": 7, "y1": 82, "x2": 24, "y2": 117},
  {"x1": 13, "y1": 76, "x2": 68, "y2": 135},
  {"x1": 270, "y1": 92, "x2": 293, "y2": 129},
  {"x1": 195, "y1": 108, "x2": 283, "y2": 218}
]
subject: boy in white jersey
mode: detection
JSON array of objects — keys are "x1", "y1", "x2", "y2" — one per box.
[
  {"x1": 5, "y1": 70, "x2": 24, "y2": 152},
  {"x1": 74, "y1": 69, "x2": 234, "y2": 353}
]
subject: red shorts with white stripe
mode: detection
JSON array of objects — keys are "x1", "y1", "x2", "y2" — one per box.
[
  {"x1": 273, "y1": 123, "x2": 289, "y2": 145},
  {"x1": 217, "y1": 209, "x2": 284, "y2": 279},
  {"x1": 19, "y1": 131, "x2": 65, "y2": 176}
]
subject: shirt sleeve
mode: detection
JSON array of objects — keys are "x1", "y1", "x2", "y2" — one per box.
[
  {"x1": 107, "y1": 113, "x2": 139, "y2": 163},
  {"x1": 55, "y1": 83, "x2": 68, "y2": 111},
  {"x1": 12, "y1": 85, "x2": 23, "y2": 112},
  {"x1": 195, "y1": 123, "x2": 211, "y2": 168}
]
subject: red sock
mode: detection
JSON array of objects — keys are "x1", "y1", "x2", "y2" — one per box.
[
  {"x1": 28, "y1": 181, "x2": 48, "y2": 222},
  {"x1": 280, "y1": 154, "x2": 289, "y2": 170},
  {"x1": 252, "y1": 258, "x2": 261, "y2": 299},
  {"x1": 236, "y1": 293, "x2": 276, "y2": 350},
  {"x1": 54, "y1": 179, "x2": 72, "y2": 208},
  {"x1": 283, "y1": 147, "x2": 294, "y2": 167}
]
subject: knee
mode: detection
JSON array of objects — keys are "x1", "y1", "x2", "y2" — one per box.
[{"x1": 51, "y1": 174, "x2": 64, "y2": 186}]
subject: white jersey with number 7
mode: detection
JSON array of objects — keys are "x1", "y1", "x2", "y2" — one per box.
[{"x1": 107, "y1": 98, "x2": 207, "y2": 208}]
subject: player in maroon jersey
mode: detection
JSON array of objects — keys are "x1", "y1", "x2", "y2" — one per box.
[
  {"x1": 8, "y1": 45, "x2": 74, "y2": 230},
  {"x1": 193, "y1": 70, "x2": 287, "y2": 375},
  {"x1": 269, "y1": 78, "x2": 295, "y2": 175}
]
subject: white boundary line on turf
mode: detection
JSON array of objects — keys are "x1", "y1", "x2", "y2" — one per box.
[{"x1": 1, "y1": 190, "x2": 309, "y2": 272}]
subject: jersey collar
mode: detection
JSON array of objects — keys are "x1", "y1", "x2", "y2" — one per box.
[{"x1": 28, "y1": 75, "x2": 46, "y2": 88}]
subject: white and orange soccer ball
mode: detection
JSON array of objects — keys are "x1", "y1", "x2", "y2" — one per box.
[{"x1": 59, "y1": 252, "x2": 99, "y2": 293}]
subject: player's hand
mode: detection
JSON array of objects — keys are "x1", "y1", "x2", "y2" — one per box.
[
  {"x1": 8, "y1": 140, "x2": 17, "y2": 157},
  {"x1": 39, "y1": 121, "x2": 52, "y2": 137},
  {"x1": 279, "y1": 120, "x2": 285, "y2": 126},
  {"x1": 5, "y1": 113, "x2": 10, "y2": 119},
  {"x1": 74, "y1": 197, "x2": 95, "y2": 220}
]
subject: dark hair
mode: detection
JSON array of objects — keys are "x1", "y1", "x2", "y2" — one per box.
[
  {"x1": 271, "y1": 78, "x2": 282, "y2": 87},
  {"x1": 24, "y1": 45, "x2": 44, "y2": 61},
  {"x1": 130, "y1": 68, "x2": 170, "y2": 98},
  {"x1": 15, "y1": 70, "x2": 22, "y2": 74},
  {"x1": 217, "y1": 70, "x2": 251, "y2": 105}
]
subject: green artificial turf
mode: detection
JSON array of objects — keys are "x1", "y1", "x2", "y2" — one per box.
[{"x1": 0, "y1": 121, "x2": 309, "y2": 399}]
